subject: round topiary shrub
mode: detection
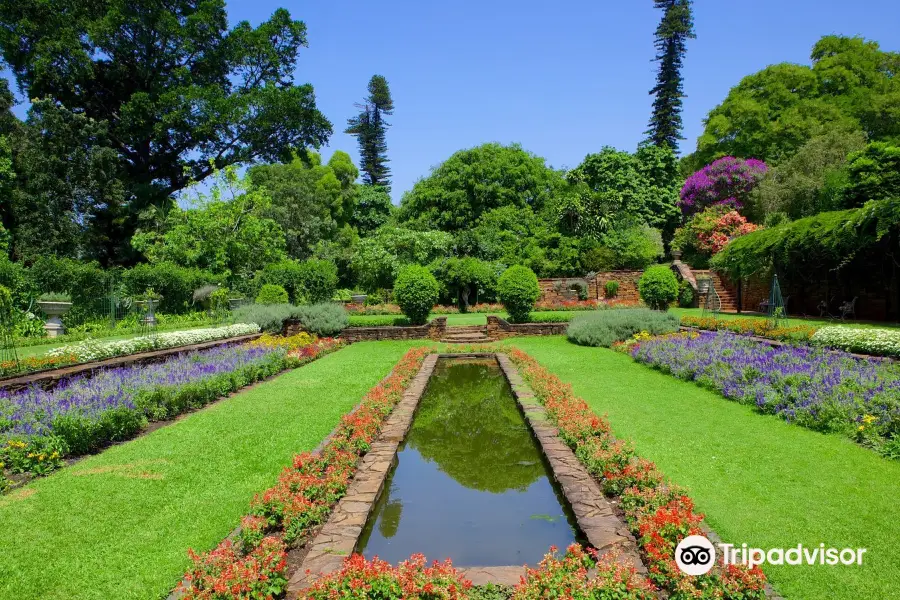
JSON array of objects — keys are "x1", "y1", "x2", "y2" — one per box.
[
  {"x1": 256, "y1": 284, "x2": 289, "y2": 305},
  {"x1": 638, "y1": 266, "x2": 678, "y2": 311},
  {"x1": 497, "y1": 266, "x2": 540, "y2": 323},
  {"x1": 604, "y1": 280, "x2": 619, "y2": 299},
  {"x1": 394, "y1": 265, "x2": 440, "y2": 325}
]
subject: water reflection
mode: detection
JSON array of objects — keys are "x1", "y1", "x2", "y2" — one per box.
[{"x1": 357, "y1": 359, "x2": 583, "y2": 566}]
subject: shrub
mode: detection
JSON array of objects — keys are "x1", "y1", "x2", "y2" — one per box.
[
  {"x1": 604, "y1": 280, "x2": 619, "y2": 299},
  {"x1": 812, "y1": 326, "x2": 900, "y2": 358},
  {"x1": 393, "y1": 265, "x2": 440, "y2": 325},
  {"x1": 298, "y1": 260, "x2": 339, "y2": 304},
  {"x1": 638, "y1": 266, "x2": 678, "y2": 311},
  {"x1": 497, "y1": 265, "x2": 540, "y2": 323},
  {"x1": 678, "y1": 280, "x2": 694, "y2": 307},
  {"x1": 256, "y1": 284, "x2": 289, "y2": 305},
  {"x1": 257, "y1": 260, "x2": 305, "y2": 303},
  {"x1": 566, "y1": 308, "x2": 679, "y2": 347},
  {"x1": 232, "y1": 303, "x2": 295, "y2": 333},
  {"x1": 123, "y1": 262, "x2": 224, "y2": 313},
  {"x1": 292, "y1": 303, "x2": 348, "y2": 336}
]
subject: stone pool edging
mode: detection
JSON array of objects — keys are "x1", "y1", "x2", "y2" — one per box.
[{"x1": 288, "y1": 351, "x2": 646, "y2": 594}]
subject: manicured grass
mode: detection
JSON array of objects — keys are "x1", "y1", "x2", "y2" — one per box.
[
  {"x1": 671, "y1": 307, "x2": 900, "y2": 330},
  {"x1": 505, "y1": 336, "x2": 900, "y2": 600},
  {"x1": 0, "y1": 341, "x2": 421, "y2": 600}
]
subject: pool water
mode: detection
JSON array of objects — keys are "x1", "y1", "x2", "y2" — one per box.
[{"x1": 356, "y1": 357, "x2": 584, "y2": 566}]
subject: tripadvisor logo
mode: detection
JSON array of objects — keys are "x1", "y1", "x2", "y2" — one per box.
[{"x1": 675, "y1": 535, "x2": 867, "y2": 575}]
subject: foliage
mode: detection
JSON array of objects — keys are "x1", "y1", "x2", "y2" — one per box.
[
  {"x1": 430, "y1": 257, "x2": 500, "y2": 310},
  {"x1": 351, "y1": 185, "x2": 394, "y2": 235},
  {"x1": 256, "y1": 284, "x2": 289, "y2": 305},
  {"x1": 497, "y1": 266, "x2": 540, "y2": 323},
  {"x1": 0, "y1": 284, "x2": 15, "y2": 329},
  {"x1": 512, "y1": 544, "x2": 656, "y2": 600},
  {"x1": 348, "y1": 315, "x2": 410, "y2": 327},
  {"x1": 0, "y1": 0, "x2": 331, "y2": 264},
  {"x1": 247, "y1": 152, "x2": 356, "y2": 259},
  {"x1": 563, "y1": 145, "x2": 681, "y2": 234},
  {"x1": 297, "y1": 259, "x2": 339, "y2": 304},
  {"x1": 690, "y1": 35, "x2": 900, "y2": 166},
  {"x1": 27, "y1": 256, "x2": 110, "y2": 317},
  {"x1": 679, "y1": 156, "x2": 768, "y2": 216},
  {"x1": 307, "y1": 554, "x2": 471, "y2": 600},
  {"x1": 681, "y1": 315, "x2": 818, "y2": 342},
  {"x1": 711, "y1": 197, "x2": 900, "y2": 279},
  {"x1": 646, "y1": 0, "x2": 695, "y2": 151},
  {"x1": 232, "y1": 303, "x2": 295, "y2": 333},
  {"x1": 292, "y1": 303, "x2": 349, "y2": 336},
  {"x1": 352, "y1": 225, "x2": 453, "y2": 291},
  {"x1": 631, "y1": 332, "x2": 900, "y2": 457},
  {"x1": 123, "y1": 262, "x2": 225, "y2": 314},
  {"x1": 672, "y1": 206, "x2": 761, "y2": 265},
  {"x1": 678, "y1": 280, "x2": 694, "y2": 308},
  {"x1": 604, "y1": 281, "x2": 620, "y2": 299},
  {"x1": 393, "y1": 265, "x2": 440, "y2": 325},
  {"x1": 812, "y1": 326, "x2": 900, "y2": 358},
  {"x1": 37, "y1": 293, "x2": 72, "y2": 303},
  {"x1": 638, "y1": 266, "x2": 679, "y2": 311},
  {"x1": 257, "y1": 261, "x2": 306, "y2": 304},
  {"x1": 750, "y1": 128, "x2": 868, "y2": 221},
  {"x1": 248, "y1": 332, "x2": 317, "y2": 351},
  {"x1": 132, "y1": 168, "x2": 288, "y2": 281},
  {"x1": 567, "y1": 308, "x2": 678, "y2": 347},
  {"x1": 600, "y1": 224, "x2": 665, "y2": 269},
  {"x1": 1, "y1": 436, "x2": 67, "y2": 476},
  {"x1": 180, "y1": 537, "x2": 288, "y2": 600},
  {"x1": 47, "y1": 324, "x2": 261, "y2": 363},
  {"x1": 398, "y1": 143, "x2": 566, "y2": 233},
  {"x1": 843, "y1": 142, "x2": 900, "y2": 207},
  {"x1": 346, "y1": 75, "x2": 395, "y2": 189}
]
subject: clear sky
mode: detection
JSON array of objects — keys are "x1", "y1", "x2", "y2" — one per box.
[{"x1": 5, "y1": 0, "x2": 900, "y2": 203}]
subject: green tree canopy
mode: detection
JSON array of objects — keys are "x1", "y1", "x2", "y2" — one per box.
[
  {"x1": 689, "y1": 36, "x2": 900, "y2": 167},
  {"x1": 132, "y1": 168, "x2": 287, "y2": 282},
  {"x1": 398, "y1": 143, "x2": 566, "y2": 233},
  {"x1": 247, "y1": 151, "x2": 356, "y2": 259},
  {"x1": 0, "y1": 0, "x2": 331, "y2": 264},
  {"x1": 351, "y1": 186, "x2": 394, "y2": 235},
  {"x1": 843, "y1": 142, "x2": 900, "y2": 207},
  {"x1": 351, "y1": 225, "x2": 453, "y2": 291},
  {"x1": 563, "y1": 145, "x2": 681, "y2": 236}
]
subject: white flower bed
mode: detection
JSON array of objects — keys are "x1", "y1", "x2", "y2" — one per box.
[
  {"x1": 47, "y1": 323, "x2": 261, "y2": 363},
  {"x1": 811, "y1": 326, "x2": 900, "y2": 358}
]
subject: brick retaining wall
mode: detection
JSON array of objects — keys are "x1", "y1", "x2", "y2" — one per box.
[
  {"x1": 285, "y1": 318, "x2": 448, "y2": 342},
  {"x1": 486, "y1": 315, "x2": 567, "y2": 338}
]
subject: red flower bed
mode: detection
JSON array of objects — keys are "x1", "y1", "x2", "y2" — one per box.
[
  {"x1": 175, "y1": 347, "x2": 432, "y2": 599},
  {"x1": 306, "y1": 553, "x2": 471, "y2": 600},
  {"x1": 501, "y1": 347, "x2": 767, "y2": 600}
]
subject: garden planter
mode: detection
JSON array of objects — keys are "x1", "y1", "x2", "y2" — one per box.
[
  {"x1": 37, "y1": 301, "x2": 72, "y2": 338},
  {"x1": 135, "y1": 299, "x2": 159, "y2": 327},
  {"x1": 350, "y1": 294, "x2": 368, "y2": 305},
  {"x1": 228, "y1": 298, "x2": 245, "y2": 310}
]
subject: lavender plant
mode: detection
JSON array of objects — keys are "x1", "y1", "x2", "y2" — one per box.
[{"x1": 631, "y1": 332, "x2": 900, "y2": 457}]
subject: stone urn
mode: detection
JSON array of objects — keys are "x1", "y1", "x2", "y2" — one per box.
[
  {"x1": 135, "y1": 299, "x2": 160, "y2": 327},
  {"x1": 672, "y1": 250, "x2": 683, "y2": 261},
  {"x1": 228, "y1": 298, "x2": 244, "y2": 310},
  {"x1": 351, "y1": 294, "x2": 368, "y2": 305},
  {"x1": 37, "y1": 301, "x2": 73, "y2": 338}
]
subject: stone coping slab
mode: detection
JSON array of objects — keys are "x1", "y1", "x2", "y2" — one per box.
[{"x1": 287, "y1": 352, "x2": 645, "y2": 596}]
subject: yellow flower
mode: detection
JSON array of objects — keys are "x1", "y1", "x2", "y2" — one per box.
[
  {"x1": 862, "y1": 414, "x2": 877, "y2": 425},
  {"x1": 858, "y1": 425, "x2": 866, "y2": 431}
]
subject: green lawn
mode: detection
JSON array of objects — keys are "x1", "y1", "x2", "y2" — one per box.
[
  {"x1": 505, "y1": 336, "x2": 900, "y2": 600},
  {"x1": 0, "y1": 341, "x2": 420, "y2": 600},
  {"x1": 670, "y1": 307, "x2": 900, "y2": 330}
]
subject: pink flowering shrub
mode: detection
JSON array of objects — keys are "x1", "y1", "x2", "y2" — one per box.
[
  {"x1": 672, "y1": 205, "x2": 761, "y2": 261},
  {"x1": 679, "y1": 157, "x2": 768, "y2": 215}
]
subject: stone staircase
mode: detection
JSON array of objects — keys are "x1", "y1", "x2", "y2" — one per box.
[
  {"x1": 709, "y1": 272, "x2": 739, "y2": 312},
  {"x1": 440, "y1": 325, "x2": 492, "y2": 344}
]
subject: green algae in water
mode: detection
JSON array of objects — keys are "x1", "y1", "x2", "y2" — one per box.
[{"x1": 357, "y1": 358, "x2": 584, "y2": 566}]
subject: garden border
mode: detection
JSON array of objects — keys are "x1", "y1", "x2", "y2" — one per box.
[
  {"x1": 286, "y1": 352, "x2": 643, "y2": 594},
  {"x1": 0, "y1": 333, "x2": 263, "y2": 392}
]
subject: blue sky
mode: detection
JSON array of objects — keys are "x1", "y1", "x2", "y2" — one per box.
[{"x1": 5, "y1": 0, "x2": 900, "y2": 202}]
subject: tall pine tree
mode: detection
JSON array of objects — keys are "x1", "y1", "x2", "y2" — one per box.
[
  {"x1": 646, "y1": 0, "x2": 695, "y2": 150},
  {"x1": 345, "y1": 75, "x2": 394, "y2": 190}
]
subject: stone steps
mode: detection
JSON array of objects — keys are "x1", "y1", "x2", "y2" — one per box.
[{"x1": 440, "y1": 326, "x2": 492, "y2": 344}]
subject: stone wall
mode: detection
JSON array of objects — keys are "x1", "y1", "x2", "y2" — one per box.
[
  {"x1": 537, "y1": 271, "x2": 644, "y2": 304},
  {"x1": 592, "y1": 271, "x2": 643, "y2": 303},
  {"x1": 538, "y1": 278, "x2": 599, "y2": 302},
  {"x1": 486, "y1": 315, "x2": 568, "y2": 339},
  {"x1": 285, "y1": 317, "x2": 448, "y2": 342}
]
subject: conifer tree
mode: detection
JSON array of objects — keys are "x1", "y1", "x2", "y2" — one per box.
[
  {"x1": 646, "y1": 0, "x2": 695, "y2": 150},
  {"x1": 346, "y1": 75, "x2": 394, "y2": 189}
]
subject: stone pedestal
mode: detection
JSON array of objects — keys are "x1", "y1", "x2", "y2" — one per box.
[{"x1": 37, "y1": 301, "x2": 72, "y2": 338}]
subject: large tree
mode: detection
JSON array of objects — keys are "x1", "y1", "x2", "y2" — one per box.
[
  {"x1": 689, "y1": 36, "x2": 900, "y2": 167},
  {"x1": 646, "y1": 0, "x2": 695, "y2": 150},
  {"x1": 0, "y1": 0, "x2": 332, "y2": 263},
  {"x1": 345, "y1": 75, "x2": 394, "y2": 189},
  {"x1": 398, "y1": 143, "x2": 566, "y2": 233}
]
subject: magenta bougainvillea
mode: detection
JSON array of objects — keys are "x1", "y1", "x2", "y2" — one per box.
[{"x1": 679, "y1": 157, "x2": 768, "y2": 215}]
